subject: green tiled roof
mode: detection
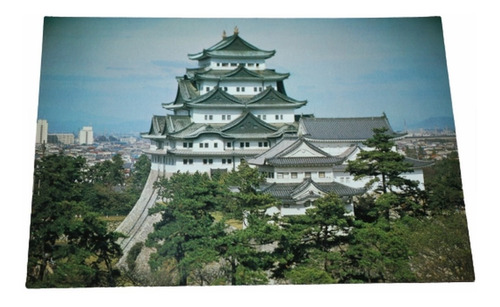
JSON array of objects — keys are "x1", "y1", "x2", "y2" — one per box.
[
  {"x1": 221, "y1": 112, "x2": 278, "y2": 134},
  {"x1": 261, "y1": 179, "x2": 365, "y2": 201},
  {"x1": 142, "y1": 112, "x2": 297, "y2": 140},
  {"x1": 246, "y1": 87, "x2": 306, "y2": 108},
  {"x1": 188, "y1": 34, "x2": 275, "y2": 61},
  {"x1": 248, "y1": 137, "x2": 356, "y2": 167},
  {"x1": 189, "y1": 66, "x2": 289, "y2": 82}
]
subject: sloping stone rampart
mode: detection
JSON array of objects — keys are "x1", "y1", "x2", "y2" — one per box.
[{"x1": 115, "y1": 170, "x2": 172, "y2": 270}]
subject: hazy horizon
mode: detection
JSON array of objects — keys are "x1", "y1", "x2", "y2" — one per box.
[{"x1": 37, "y1": 17, "x2": 455, "y2": 134}]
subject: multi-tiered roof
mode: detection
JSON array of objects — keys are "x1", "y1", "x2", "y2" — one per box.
[{"x1": 144, "y1": 28, "x2": 307, "y2": 144}]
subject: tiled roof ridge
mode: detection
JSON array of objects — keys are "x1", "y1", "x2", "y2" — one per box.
[
  {"x1": 277, "y1": 137, "x2": 332, "y2": 158},
  {"x1": 221, "y1": 111, "x2": 278, "y2": 133},
  {"x1": 188, "y1": 34, "x2": 276, "y2": 60},
  {"x1": 188, "y1": 86, "x2": 244, "y2": 105},
  {"x1": 246, "y1": 86, "x2": 307, "y2": 105}
]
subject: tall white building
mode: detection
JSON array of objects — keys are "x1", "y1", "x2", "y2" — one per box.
[
  {"x1": 36, "y1": 119, "x2": 48, "y2": 144},
  {"x1": 141, "y1": 29, "x2": 433, "y2": 214},
  {"x1": 78, "y1": 126, "x2": 94, "y2": 145},
  {"x1": 143, "y1": 28, "x2": 306, "y2": 176}
]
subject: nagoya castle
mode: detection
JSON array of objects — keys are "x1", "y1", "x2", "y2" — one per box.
[
  {"x1": 116, "y1": 28, "x2": 430, "y2": 265},
  {"x1": 142, "y1": 27, "x2": 307, "y2": 175}
]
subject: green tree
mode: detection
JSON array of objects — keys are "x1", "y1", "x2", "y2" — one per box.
[
  {"x1": 273, "y1": 193, "x2": 354, "y2": 283},
  {"x1": 346, "y1": 127, "x2": 416, "y2": 194},
  {"x1": 216, "y1": 212, "x2": 278, "y2": 285},
  {"x1": 147, "y1": 172, "x2": 227, "y2": 286},
  {"x1": 424, "y1": 151, "x2": 465, "y2": 212},
  {"x1": 27, "y1": 155, "x2": 124, "y2": 288},
  {"x1": 129, "y1": 154, "x2": 151, "y2": 191},
  {"x1": 345, "y1": 219, "x2": 415, "y2": 283},
  {"x1": 405, "y1": 212, "x2": 474, "y2": 282},
  {"x1": 87, "y1": 154, "x2": 126, "y2": 187}
]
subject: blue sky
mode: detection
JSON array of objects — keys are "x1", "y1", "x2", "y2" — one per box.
[{"x1": 37, "y1": 17, "x2": 454, "y2": 133}]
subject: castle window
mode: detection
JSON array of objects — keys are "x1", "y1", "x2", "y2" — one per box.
[
  {"x1": 227, "y1": 142, "x2": 232, "y2": 148},
  {"x1": 291, "y1": 172, "x2": 298, "y2": 179},
  {"x1": 319, "y1": 172, "x2": 326, "y2": 178},
  {"x1": 203, "y1": 159, "x2": 208, "y2": 164},
  {"x1": 223, "y1": 87, "x2": 228, "y2": 91},
  {"x1": 222, "y1": 115, "x2": 226, "y2": 120},
  {"x1": 264, "y1": 141, "x2": 268, "y2": 147},
  {"x1": 305, "y1": 172, "x2": 311, "y2": 178},
  {"x1": 206, "y1": 87, "x2": 210, "y2": 92},
  {"x1": 200, "y1": 143, "x2": 204, "y2": 148},
  {"x1": 241, "y1": 87, "x2": 245, "y2": 92},
  {"x1": 263, "y1": 115, "x2": 266, "y2": 120},
  {"x1": 228, "y1": 159, "x2": 232, "y2": 164},
  {"x1": 214, "y1": 143, "x2": 218, "y2": 148},
  {"x1": 254, "y1": 87, "x2": 258, "y2": 92},
  {"x1": 209, "y1": 159, "x2": 213, "y2": 164},
  {"x1": 222, "y1": 159, "x2": 226, "y2": 164},
  {"x1": 183, "y1": 142, "x2": 193, "y2": 148},
  {"x1": 222, "y1": 63, "x2": 228, "y2": 67},
  {"x1": 245, "y1": 142, "x2": 250, "y2": 147},
  {"x1": 275, "y1": 115, "x2": 279, "y2": 120},
  {"x1": 231, "y1": 63, "x2": 237, "y2": 67},
  {"x1": 236, "y1": 87, "x2": 240, "y2": 92}
]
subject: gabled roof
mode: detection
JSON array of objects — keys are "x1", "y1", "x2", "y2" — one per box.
[
  {"x1": 221, "y1": 112, "x2": 278, "y2": 135},
  {"x1": 261, "y1": 178, "x2": 365, "y2": 202},
  {"x1": 143, "y1": 112, "x2": 296, "y2": 140},
  {"x1": 248, "y1": 137, "x2": 353, "y2": 167},
  {"x1": 246, "y1": 86, "x2": 307, "y2": 108},
  {"x1": 190, "y1": 65, "x2": 289, "y2": 82},
  {"x1": 188, "y1": 33, "x2": 276, "y2": 61},
  {"x1": 187, "y1": 86, "x2": 244, "y2": 107},
  {"x1": 299, "y1": 114, "x2": 405, "y2": 141},
  {"x1": 163, "y1": 79, "x2": 200, "y2": 109},
  {"x1": 142, "y1": 115, "x2": 193, "y2": 139}
]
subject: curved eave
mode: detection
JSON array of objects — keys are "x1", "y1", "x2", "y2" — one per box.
[
  {"x1": 162, "y1": 102, "x2": 187, "y2": 110},
  {"x1": 194, "y1": 74, "x2": 289, "y2": 82},
  {"x1": 141, "y1": 133, "x2": 166, "y2": 140},
  {"x1": 168, "y1": 149, "x2": 265, "y2": 157},
  {"x1": 188, "y1": 50, "x2": 276, "y2": 61},
  {"x1": 264, "y1": 159, "x2": 342, "y2": 167}
]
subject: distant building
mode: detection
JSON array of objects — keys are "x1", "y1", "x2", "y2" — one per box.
[
  {"x1": 48, "y1": 133, "x2": 75, "y2": 145},
  {"x1": 78, "y1": 126, "x2": 94, "y2": 145},
  {"x1": 36, "y1": 119, "x2": 48, "y2": 144}
]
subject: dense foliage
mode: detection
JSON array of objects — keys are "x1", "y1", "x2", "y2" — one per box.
[
  {"x1": 27, "y1": 129, "x2": 474, "y2": 287},
  {"x1": 26, "y1": 153, "x2": 151, "y2": 288}
]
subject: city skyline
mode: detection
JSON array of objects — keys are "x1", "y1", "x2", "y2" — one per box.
[{"x1": 37, "y1": 17, "x2": 454, "y2": 134}]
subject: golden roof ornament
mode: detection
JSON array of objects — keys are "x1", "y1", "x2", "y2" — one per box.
[
  {"x1": 222, "y1": 30, "x2": 227, "y2": 39},
  {"x1": 234, "y1": 26, "x2": 239, "y2": 35}
]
